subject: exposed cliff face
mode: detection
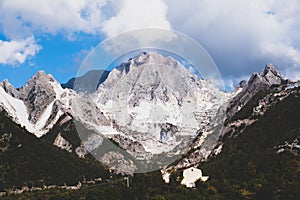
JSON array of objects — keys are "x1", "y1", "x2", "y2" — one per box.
[
  {"x1": 0, "y1": 52, "x2": 229, "y2": 174},
  {"x1": 226, "y1": 64, "x2": 287, "y2": 119},
  {"x1": 0, "y1": 71, "x2": 76, "y2": 137},
  {"x1": 94, "y1": 52, "x2": 228, "y2": 157},
  {"x1": 165, "y1": 64, "x2": 298, "y2": 172},
  {"x1": 18, "y1": 71, "x2": 57, "y2": 123},
  {"x1": 0, "y1": 79, "x2": 19, "y2": 98}
]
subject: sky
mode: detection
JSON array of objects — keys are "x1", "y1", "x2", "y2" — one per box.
[{"x1": 0, "y1": 0, "x2": 300, "y2": 90}]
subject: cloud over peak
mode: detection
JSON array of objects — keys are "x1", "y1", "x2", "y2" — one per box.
[
  {"x1": 0, "y1": 0, "x2": 300, "y2": 85},
  {"x1": 102, "y1": 0, "x2": 171, "y2": 37},
  {"x1": 0, "y1": 36, "x2": 41, "y2": 65}
]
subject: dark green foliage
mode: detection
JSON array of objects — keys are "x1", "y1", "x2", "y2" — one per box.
[
  {"x1": 1, "y1": 89, "x2": 300, "y2": 199},
  {"x1": 226, "y1": 90, "x2": 268, "y2": 124},
  {"x1": 202, "y1": 91, "x2": 300, "y2": 199},
  {"x1": 0, "y1": 111, "x2": 110, "y2": 190}
]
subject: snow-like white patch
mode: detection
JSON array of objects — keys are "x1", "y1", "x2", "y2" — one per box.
[
  {"x1": 0, "y1": 86, "x2": 62, "y2": 137},
  {"x1": 35, "y1": 101, "x2": 54, "y2": 130},
  {"x1": 54, "y1": 133, "x2": 72, "y2": 152},
  {"x1": 161, "y1": 170, "x2": 171, "y2": 183},
  {"x1": 181, "y1": 167, "x2": 209, "y2": 188},
  {"x1": 213, "y1": 144, "x2": 223, "y2": 155},
  {"x1": 49, "y1": 77, "x2": 65, "y2": 98},
  {"x1": 0, "y1": 86, "x2": 32, "y2": 129}
]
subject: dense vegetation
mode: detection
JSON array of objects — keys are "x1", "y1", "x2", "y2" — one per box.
[
  {"x1": 201, "y1": 90, "x2": 300, "y2": 199},
  {"x1": 1, "y1": 88, "x2": 300, "y2": 199},
  {"x1": 0, "y1": 111, "x2": 110, "y2": 191}
]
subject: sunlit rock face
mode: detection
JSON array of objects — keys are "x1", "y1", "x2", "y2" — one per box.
[
  {"x1": 94, "y1": 52, "x2": 228, "y2": 156},
  {"x1": 0, "y1": 51, "x2": 229, "y2": 174}
]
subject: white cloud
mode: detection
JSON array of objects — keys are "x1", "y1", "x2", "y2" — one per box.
[
  {"x1": 0, "y1": 0, "x2": 107, "y2": 39},
  {"x1": 282, "y1": 67, "x2": 300, "y2": 82},
  {"x1": 102, "y1": 0, "x2": 171, "y2": 37},
  {"x1": 0, "y1": 0, "x2": 106, "y2": 66},
  {"x1": 163, "y1": 0, "x2": 300, "y2": 79},
  {"x1": 1, "y1": 0, "x2": 300, "y2": 79},
  {"x1": 0, "y1": 36, "x2": 41, "y2": 65},
  {"x1": 99, "y1": 0, "x2": 174, "y2": 57}
]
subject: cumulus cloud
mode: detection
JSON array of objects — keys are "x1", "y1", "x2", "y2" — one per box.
[
  {"x1": 163, "y1": 0, "x2": 300, "y2": 81},
  {"x1": 0, "y1": 0, "x2": 106, "y2": 39},
  {"x1": 0, "y1": 0, "x2": 106, "y2": 65},
  {"x1": 1, "y1": 0, "x2": 300, "y2": 84},
  {"x1": 102, "y1": 0, "x2": 171, "y2": 37},
  {"x1": 0, "y1": 36, "x2": 41, "y2": 65},
  {"x1": 100, "y1": 0, "x2": 173, "y2": 53}
]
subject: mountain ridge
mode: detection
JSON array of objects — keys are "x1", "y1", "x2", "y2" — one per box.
[
  {"x1": 1, "y1": 55, "x2": 300, "y2": 199},
  {"x1": 0, "y1": 52, "x2": 296, "y2": 176}
]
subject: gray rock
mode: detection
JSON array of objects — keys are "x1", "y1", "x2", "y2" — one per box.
[
  {"x1": 227, "y1": 64, "x2": 287, "y2": 118},
  {"x1": 18, "y1": 71, "x2": 56, "y2": 123}
]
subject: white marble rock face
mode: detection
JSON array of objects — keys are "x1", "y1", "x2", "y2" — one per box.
[{"x1": 0, "y1": 52, "x2": 229, "y2": 170}]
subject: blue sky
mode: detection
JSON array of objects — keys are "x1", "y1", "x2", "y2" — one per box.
[
  {"x1": 0, "y1": 33, "x2": 102, "y2": 87},
  {"x1": 0, "y1": 0, "x2": 300, "y2": 90}
]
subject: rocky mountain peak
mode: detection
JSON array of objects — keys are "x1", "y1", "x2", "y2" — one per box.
[
  {"x1": 98, "y1": 51, "x2": 200, "y2": 103},
  {"x1": 259, "y1": 63, "x2": 285, "y2": 85},
  {"x1": 96, "y1": 51, "x2": 228, "y2": 157},
  {"x1": 227, "y1": 64, "x2": 287, "y2": 118},
  {"x1": 29, "y1": 70, "x2": 56, "y2": 83},
  {"x1": 247, "y1": 64, "x2": 286, "y2": 88},
  {"x1": 18, "y1": 71, "x2": 58, "y2": 123}
]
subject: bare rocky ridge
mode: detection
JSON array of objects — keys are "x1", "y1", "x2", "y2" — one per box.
[
  {"x1": 18, "y1": 71, "x2": 57, "y2": 123},
  {"x1": 95, "y1": 52, "x2": 228, "y2": 160},
  {"x1": 0, "y1": 79, "x2": 19, "y2": 98},
  {"x1": 165, "y1": 64, "x2": 297, "y2": 172},
  {"x1": 0, "y1": 52, "x2": 230, "y2": 174},
  {"x1": 226, "y1": 64, "x2": 287, "y2": 119}
]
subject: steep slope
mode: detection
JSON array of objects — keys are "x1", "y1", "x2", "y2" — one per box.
[
  {"x1": 3, "y1": 85, "x2": 299, "y2": 199},
  {"x1": 0, "y1": 52, "x2": 229, "y2": 174},
  {"x1": 199, "y1": 83, "x2": 300, "y2": 199},
  {"x1": 0, "y1": 79, "x2": 19, "y2": 97},
  {"x1": 94, "y1": 52, "x2": 228, "y2": 156},
  {"x1": 0, "y1": 110, "x2": 110, "y2": 191},
  {"x1": 226, "y1": 64, "x2": 287, "y2": 119},
  {"x1": 170, "y1": 65, "x2": 295, "y2": 169},
  {"x1": 0, "y1": 71, "x2": 76, "y2": 137}
]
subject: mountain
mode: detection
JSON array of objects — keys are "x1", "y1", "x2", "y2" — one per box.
[
  {"x1": 93, "y1": 52, "x2": 229, "y2": 170},
  {"x1": 168, "y1": 64, "x2": 296, "y2": 169},
  {"x1": 0, "y1": 58, "x2": 300, "y2": 199},
  {"x1": 3, "y1": 78, "x2": 300, "y2": 199},
  {"x1": 0, "y1": 110, "x2": 110, "y2": 191},
  {"x1": 198, "y1": 78, "x2": 300, "y2": 199},
  {"x1": 61, "y1": 70, "x2": 110, "y2": 93},
  {"x1": 226, "y1": 64, "x2": 288, "y2": 120},
  {"x1": 0, "y1": 71, "x2": 76, "y2": 137},
  {"x1": 0, "y1": 51, "x2": 229, "y2": 174}
]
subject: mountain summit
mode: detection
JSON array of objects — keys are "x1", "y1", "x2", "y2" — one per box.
[
  {"x1": 227, "y1": 64, "x2": 288, "y2": 118},
  {"x1": 95, "y1": 52, "x2": 228, "y2": 156},
  {"x1": 0, "y1": 52, "x2": 228, "y2": 172}
]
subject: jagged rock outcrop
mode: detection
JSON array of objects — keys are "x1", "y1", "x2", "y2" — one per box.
[
  {"x1": 53, "y1": 133, "x2": 72, "y2": 152},
  {"x1": 0, "y1": 79, "x2": 19, "y2": 98},
  {"x1": 165, "y1": 64, "x2": 297, "y2": 172},
  {"x1": 100, "y1": 151, "x2": 137, "y2": 175},
  {"x1": 18, "y1": 71, "x2": 57, "y2": 123},
  {"x1": 95, "y1": 52, "x2": 228, "y2": 157},
  {"x1": 226, "y1": 64, "x2": 288, "y2": 119},
  {"x1": 0, "y1": 52, "x2": 229, "y2": 174},
  {"x1": 0, "y1": 70, "x2": 77, "y2": 137}
]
